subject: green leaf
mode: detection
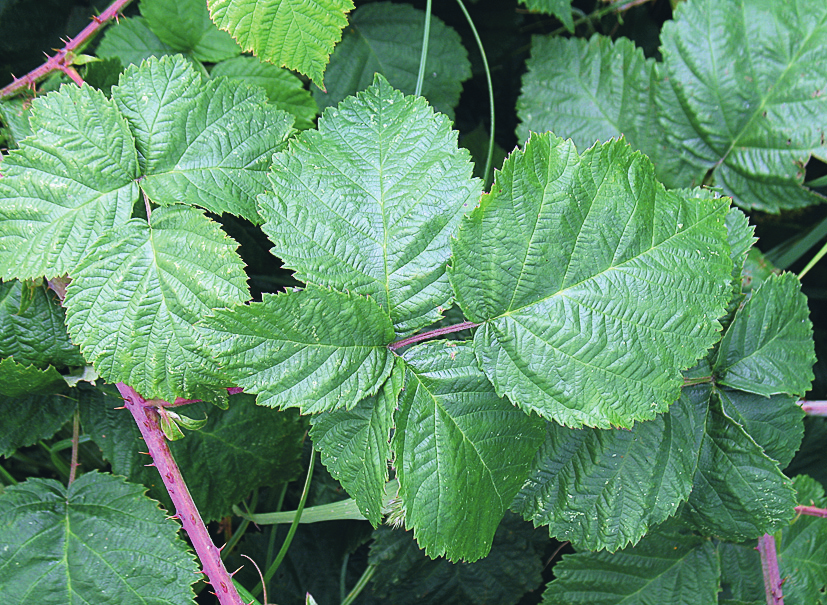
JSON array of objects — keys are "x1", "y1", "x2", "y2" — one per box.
[
  {"x1": 0, "y1": 280, "x2": 85, "y2": 368},
  {"x1": 717, "y1": 541, "x2": 763, "y2": 605},
  {"x1": 313, "y1": 2, "x2": 471, "y2": 119},
  {"x1": 261, "y1": 75, "x2": 481, "y2": 336},
  {"x1": 512, "y1": 389, "x2": 703, "y2": 552},
  {"x1": 517, "y1": 0, "x2": 573, "y2": 32},
  {"x1": 659, "y1": 0, "x2": 827, "y2": 212},
  {"x1": 714, "y1": 273, "x2": 815, "y2": 397},
  {"x1": 0, "y1": 84, "x2": 140, "y2": 280},
  {"x1": 64, "y1": 206, "x2": 249, "y2": 404},
  {"x1": 211, "y1": 55, "x2": 319, "y2": 129},
  {"x1": 309, "y1": 365, "x2": 401, "y2": 525},
  {"x1": 113, "y1": 54, "x2": 294, "y2": 222},
  {"x1": 95, "y1": 16, "x2": 177, "y2": 68},
  {"x1": 202, "y1": 285, "x2": 395, "y2": 413},
  {"x1": 207, "y1": 0, "x2": 355, "y2": 89},
  {"x1": 682, "y1": 394, "x2": 796, "y2": 541},
  {"x1": 141, "y1": 0, "x2": 241, "y2": 63},
  {"x1": 0, "y1": 385, "x2": 79, "y2": 457},
  {"x1": 449, "y1": 133, "x2": 732, "y2": 428},
  {"x1": 0, "y1": 472, "x2": 197, "y2": 604},
  {"x1": 541, "y1": 526, "x2": 720, "y2": 605},
  {"x1": 718, "y1": 389, "x2": 804, "y2": 468},
  {"x1": 393, "y1": 341, "x2": 545, "y2": 562},
  {"x1": 367, "y1": 514, "x2": 545, "y2": 605},
  {"x1": 0, "y1": 98, "x2": 33, "y2": 147},
  {"x1": 516, "y1": 35, "x2": 659, "y2": 161},
  {"x1": 0, "y1": 357, "x2": 66, "y2": 397}
]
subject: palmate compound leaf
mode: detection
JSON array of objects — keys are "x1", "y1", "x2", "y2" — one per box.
[
  {"x1": 207, "y1": 0, "x2": 354, "y2": 89},
  {"x1": 113, "y1": 54, "x2": 294, "y2": 223},
  {"x1": 392, "y1": 341, "x2": 546, "y2": 562},
  {"x1": 200, "y1": 285, "x2": 395, "y2": 413},
  {"x1": 64, "y1": 205, "x2": 249, "y2": 404},
  {"x1": 309, "y1": 363, "x2": 401, "y2": 525},
  {"x1": 714, "y1": 272, "x2": 815, "y2": 397},
  {"x1": 0, "y1": 84, "x2": 139, "y2": 280},
  {"x1": 261, "y1": 74, "x2": 481, "y2": 336},
  {"x1": 449, "y1": 133, "x2": 732, "y2": 428},
  {"x1": 658, "y1": 0, "x2": 827, "y2": 212},
  {"x1": 541, "y1": 524, "x2": 720, "y2": 605},
  {"x1": 0, "y1": 471, "x2": 198, "y2": 604},
  {"x1": 511, "y1": 385, "x2": 704, "y2": 552},
  {"x1": 312, "y1": 2, "x2": 471, "y2": 119}
]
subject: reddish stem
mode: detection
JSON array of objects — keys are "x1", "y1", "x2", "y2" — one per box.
[
  {"x1": 0, "y1": 0, "x2": 134, "y2": 99},
  {"x1": 388, "y1": 320, "x2": 479, "y2": 351},
  {"x1": 757, "y1": 534, "x2": 784, "y2": 605},
  {"x1": 799, "y1": 400, "x2": 827, "y2": 416},
  {"x1": 116, "y1": 383, "x2": 246, "y2": 605},
  {"x1": 795, "y1": 505, "x2": 827, "y2": 518}
]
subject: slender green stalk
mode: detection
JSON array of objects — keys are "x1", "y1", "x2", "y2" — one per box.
[
  {"x1": 341, "y1": 564, "x2": 376, "y2": 605},
  {"x1": 454, "y1": 0, "x2": 495, "y2": 189},
  {"x1": 414, "y1": 0, "x2": 433, "y2": 97},
  {"x1": 798, "y1": 240, "x2": 827, "y2": 279},
  {"x1": 339, "y1": 552, "x2": 350, "y2": 602},
  {"x1": 68, "y1": 409, "x2": 81, "y2": 485},
  {"x1": 40, "y1": 441, "x2": 70, "y2": 479},
  {"x1": 0, "y1": 463, "x2": 17, "y2": 486},
  {"x1": 253, "y1": 453, "x2": 316, "y2": 598},
  {"x1": 221, "y1": 490, "x2": 258, "y2": 560}
]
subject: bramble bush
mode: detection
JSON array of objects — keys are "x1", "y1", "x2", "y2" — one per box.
[{"x1": 1, "y1": 0, "x2": 826, "y2": 603}]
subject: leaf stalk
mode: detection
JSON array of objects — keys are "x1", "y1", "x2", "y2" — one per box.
[
  {"x1": 388, "y1": 320, "x2": 479, "y2": 351},
  {"x1": 757, "y1": 533, "x2": 785, "y2": 605}
]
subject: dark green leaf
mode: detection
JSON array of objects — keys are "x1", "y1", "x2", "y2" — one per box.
[
  {"x1": 261, "y1": 75, "x2": 481, "y2": 335},
  {"x1": 0, "y1": 386, "x2": 78, "y2": 458},
  {"x1": 95, "y1": 16, "x2": 177, "y2": 68},
  {"x1": 517, "y1": 0, "x2": 573, "y2": 32},
  {"x1": 393, "y1": 341, "x2": 545, "y2": 561},
  {"x1": 0, "y1": 472, "x2": 198, "y2": 604},
  {"x1": 0, "y1": 357, "x2": 65, "y2": 397},
  {"x1": 450, "y1": 133, "x2": 732, "y2": 428},
  {"x1": 0, "y1": 98, "x2": 33, "y2": 147},
  {"x1": 141, "y1": 0, "x2": 241, "y2": 63}
]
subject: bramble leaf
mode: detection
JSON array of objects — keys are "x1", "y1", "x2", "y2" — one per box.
[
  {"x1": 0, "y1": 472, "x2": 198, "y2": 603},
  {"x1": 0, "y1": 84, "x2": 139, "y2": 280},
  {"x1": 0, "y1": 357, "x2": 66, "y2": 398},
  {"x1": 313, "y1": 2, "x2": 471, "y2": 119},
  {"x1": 518, "y1": 0, "x2": 574, "y2": 32},
  {"x1": 96, "y1": 17, "x2": 177, "y2": 67},
  {"x1": 714, "y1": 273, "x2": 815, "y2": 397},
  {"x1": 141, "y1": 0, "x2": 241, "y2": 63},
  {"x1": 113, "y1": 55, "x2": 294, "y2": 222},
  {"x1": 393, "y1": 341, "x2": 545, "y2": 562},
  {"x1": 207, "y1": 0, "x2": 354, "y2": 89},
  {"x1": 450, "y1": 133, "x2": 732, "y2": 428},
  {"x1": 309, "y1": 364, "x2": 401, "y2": 525},
  {"x1": 64, "y1": 206, "x2": 249, "y2": 404},
  {"x1": 0, "y1": 386, "x2": 79, "y2": 457},
  {"x1": 659, "y1": 0, "x2": 827, "y2": 211},
  {"x1": 202, "y1": 285, "x2": 395, "y2": 413},
  {"x1": 211, "y1": 56, "x2": 319, "y2": 130},
  {"x1": 261, "y1": 75, "x2": 481, "y2": 336},
  {"x1": 0, "y1": 99, "x2": 33, "y2": 147},
  {"x1": 512, "y1": 386, "x2": 703, "y2": 552},
  {"x1": 541, "y1": 525, "x2": 721, "y2": 605}
]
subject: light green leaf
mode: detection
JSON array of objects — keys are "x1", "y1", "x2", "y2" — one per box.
[
  {"x1": 682, "y1": 394, "x2": 796, "y2": 541},
  {"x1": 313, "y1": 2, "x2": 471, "y2": 119},
  {"x1": 0, "y1": 472, "x2": 197, "y2": 604},
  {"x1": 450, "y1": 133, "x2": 732, "y2": 428},
  {"x1": 659, "y1": 0, "x2": 827, "y2": 211},
  {"x1": 512, "y1": 389, "x2": 703, "y2": 552},
  {"x1": 541, "y1": 526, "x2": 720, "y2": 605},
  {"x1": 0, "y1": 280, "x2": 85, "y2": 368},
  {"x1": 714, "y1": 273, "x2": 815, "y2": 397},
  {"x1": 517, "y1": 35, "x2": 659, "y2": 161},
  {"x1": 64, "y1": 206, "x2": 249, "y2": 403},
  {"x1": 95, "y1": 16, "x2": 177, "y2": 68},
  {"x1": 211, "y1": 55, "x2": 319, "y2": 129},
  {"x1": 261, "y1": 75, "x2": 481, "y2": 336},
  {"x1": 0, "y1": 84, "x2": 139, "y2": 280},
  {"x1": 141, "y1": 0, "x2": 241, "y2": 63},
  {"x1": 202, "y1": 285, "x2": 395, "y2": 413},
  {"x1": 0, "y1": 357, "x2": 66, "y2": 397},
  {"x1": 718, "y1": 389, "x2": 804, "y2": 468},
  {"x1": 207, "y1": 0, "x2": 355, "y2": 89},
  {"x1": 518, "y1": 0, "x2": 573, "y2": 32},
  {"x1": 393, "y1": 341, "x2": 545, "y2": 562},
  {"x1": 113, "y1": 55, "x2": 294, "y2": 222},
  {"x1": 309, "y1": 364, "x2": 401, "y2": 525}
]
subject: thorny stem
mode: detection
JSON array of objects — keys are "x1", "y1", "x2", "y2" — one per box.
[
  {"x1": 757, "y1": 534, "x2": 784, "y2": 605},
  {"x1": 68, "y1": 409, "x2": 81, "y2": 485},
  {"x1": 0, "y1": 0, "x2": 134, "y2": 99},
  {"x1": 116, "y1": 382, "x2": 246, "y2": 605},
  {"x1": 795, "y1": 505, "x2": 827, "y2": 518},
  {"x1": 388, "y1": 320, "x2": 479, "y2": 352}
]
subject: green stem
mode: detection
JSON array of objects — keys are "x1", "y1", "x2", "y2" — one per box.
[
  {"x1": 221, "y1": 490, "x2": 258, "y2": 560},
  {"x1": 683, "y1": 375, "x2": 714, "y2": 387},
  {"x1": 0, "y1": 463, "x2": 17, "y2": 486},
  {"x1": 68, "y1": 409, "x2": 81, "y2": 485},
  {"x1": 339, "y1": 552, "x2": 350, "y2": 602},
  {"x1": 341, "y1": 564, "x2": 376, "y2": 605},
  {"x1": 414, "y1": 0, "x2": 433, "y2": 97},
  {"x1": 253, "y1": 453, "x2": 316, "y2": 597},
  {"x1": 455, "y1": 0, "x2": 495, "y2": 189},
  {"x1": 40, "y1": 441, "x2": 70, "y2": 480},
  {"x1": 798, "y1": 239, "x2": 827, "y2": 279}
]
